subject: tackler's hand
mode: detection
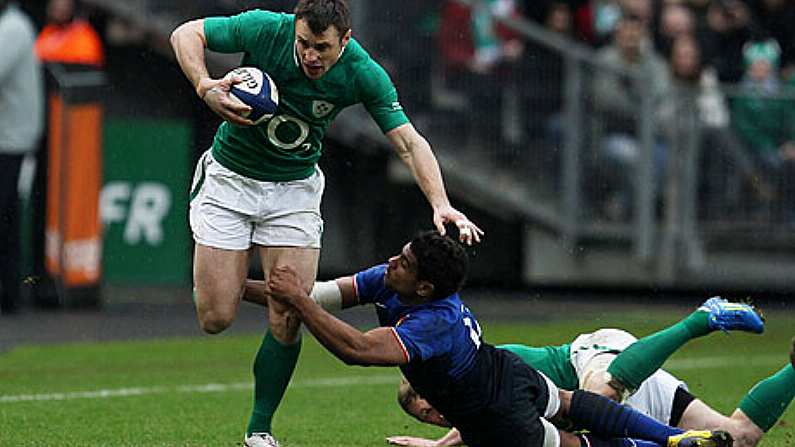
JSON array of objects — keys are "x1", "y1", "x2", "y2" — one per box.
[{"x1": 267, "y1": 266, "x2": 307, "y2": 307}]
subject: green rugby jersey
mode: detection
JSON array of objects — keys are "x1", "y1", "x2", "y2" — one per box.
[
  {"x1": 498, "y1": 343, "x2": 580, "y2": 391},
  {"x1": 204, "y1": 10, "x2": 409, "y2": 181}
]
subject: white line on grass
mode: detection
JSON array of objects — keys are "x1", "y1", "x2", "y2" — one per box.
[
  {"x1": 0, "y1": 354, "x2": 786, "y2": 405},
  {"x1": 0, "y1": 374, "x2": 399, "y2": 404}
]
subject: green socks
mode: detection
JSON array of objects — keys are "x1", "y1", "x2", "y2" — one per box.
[
  {"x1": 246, "y1": 330, "x2": 301, "y2": 436},
  {"x1": 607, "y1": 311, "x2": 711, "y2": 392},
  {"x1": 738, "y1": 364, "x2": 795, "y2": 432}
]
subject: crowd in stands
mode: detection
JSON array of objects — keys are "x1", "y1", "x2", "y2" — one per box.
[{"x1": 422, "y1": 0, "x2": 795, "y2": 223}]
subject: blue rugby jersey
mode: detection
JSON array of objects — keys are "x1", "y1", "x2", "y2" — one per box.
[
  {"x1": 354, "y1": 263, "x2": 551, "y2": 446},
  {"x1": 353, "y1": 264, "x2": 482, "y2": 381}
]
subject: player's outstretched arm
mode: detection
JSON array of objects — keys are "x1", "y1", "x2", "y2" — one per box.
[
  {"x1": 170, "y1": 19, "x2": 254, "y2": 126},
  {"x1": 387, "y1": 428, "x2": 463, "y2": 446},
  {"x1": 243, "y1": 277, "x2": 359, "y2": 311},
  {"x1": 385, "y1": 124, "x2": 483, "y2": 245},
  {"x1": 268, "y1": 266, "x2": 407, "y2": 366}
]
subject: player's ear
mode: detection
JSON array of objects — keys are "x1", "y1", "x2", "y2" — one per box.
[
  {"x1": 341, "y1": 29, "x2": 352, "y2": 47},
  {"x1": 416, "y1": 281, "x2": 434, "y2": 300}
]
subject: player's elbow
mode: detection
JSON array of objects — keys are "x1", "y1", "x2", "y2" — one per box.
[
  {"x1": 337, "y1": 345, "x2": 380, "y2": 366},
  {"x1": 338, "y1": 350, "x2": 368, "y2": 366},
  {"x1": 169, "y1": 23, "x2": 185, "y2": 48},
  {"x1": 170, "y1": 19, "x2": 204, "y2": 49},
  {"x1": 340, "y1": 355, "x2": 362, "y2": 366}
]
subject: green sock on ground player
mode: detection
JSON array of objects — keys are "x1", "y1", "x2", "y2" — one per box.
[
  {"x1": 246, "y1": 329, "x2": 301, "y2": 436},
  {"x1": 607, "y1": 310, "x2": 711, "y2": 391},
  {"x1": 738, "y1": 364, "x2": 795, "y2": 432}
]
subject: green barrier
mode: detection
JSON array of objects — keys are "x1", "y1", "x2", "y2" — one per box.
[{"x1": 102, "y1": 118, "x2": 192, "y2": 285}]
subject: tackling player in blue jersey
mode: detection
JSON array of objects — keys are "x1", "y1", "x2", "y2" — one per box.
[
  {"x1": 388, "y1": 303, "x2": 792, "y2": 447},
  {"x1": 266, "y1": 231, "x2": 733, "y2": 447}
]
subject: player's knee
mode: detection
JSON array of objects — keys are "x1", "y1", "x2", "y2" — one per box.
[
  {"x1": 730, "y1": 425, "x2": 762, "y2": 447},
  {"x1": 198, "y1": 310, "x2": 235, "y2": 334}
]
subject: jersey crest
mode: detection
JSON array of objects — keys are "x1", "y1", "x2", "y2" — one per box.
[{"x1": 312, "y1": 100, "x2": 335, "y2": 118}]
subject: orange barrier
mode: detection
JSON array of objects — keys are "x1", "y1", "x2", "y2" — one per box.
[{"x1": 44, "y1": 93, "x2": 103, "y2": 289}]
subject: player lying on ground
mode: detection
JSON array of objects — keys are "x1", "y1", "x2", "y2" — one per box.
[
  {"x1": 388, "y1": 303, "x2": 793, "y2": 447},
  {"x1": 262, "y1": 231, "x2": 733, "y2": 447}
]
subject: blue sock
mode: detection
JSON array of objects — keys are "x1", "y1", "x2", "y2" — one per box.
[
  {"x1": 569, "y1": 390, "x2": 683, "y2": 445},
  {"x1": 580, "y1": 434, "x2": 663, "y2": 447}
]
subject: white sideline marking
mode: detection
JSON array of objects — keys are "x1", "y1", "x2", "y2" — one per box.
[
  {"x1": 0, "y1": 374, "x2": 398, "y2": 404},
  {"x1": 0, "y1": 354, "x2": 786, "y2": 405}
]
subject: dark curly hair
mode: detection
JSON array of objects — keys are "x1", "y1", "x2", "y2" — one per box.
[
  {"x1": 294, "y1": 0, "x2": 351, "y2": 39},
  {"x1": 410, "y1": 231, "x2": 468, "y2": 300}
]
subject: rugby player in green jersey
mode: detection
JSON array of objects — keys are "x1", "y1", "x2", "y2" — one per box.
[{"x1": 170, "y1": 1, "x2": 483, "y2": 445}]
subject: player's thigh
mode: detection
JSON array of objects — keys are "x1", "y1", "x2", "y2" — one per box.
[
  {"x1": 485, "y1": 358, "x2": 560, "y2": 447},
  {"x1": 193, "y1": 243, "x2": 249, "y2": 313},
  {"x1": 260, "y1": 246, "x2": 320, "y2": 311},
  {"x1": 252, "y1": 167, "x2": 325, "y2": 250},
  {"x1": 189, "y1": 149, "x2": 260, "y2": 251}
]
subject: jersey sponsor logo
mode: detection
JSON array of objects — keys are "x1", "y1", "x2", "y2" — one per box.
[
  {"x1": 312, "y1": 100, "x2": 335, "y2": 118},
  {"x1": 390, "y1": 101, "x2": 403, "y2": 112},
  {"x1": 267, "y1": 114, "x2": 311, "y2": 151}
]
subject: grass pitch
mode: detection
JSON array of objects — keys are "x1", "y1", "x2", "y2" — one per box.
[{"x1": 1, "y1": 307, "x2": 793, "y2": 446}]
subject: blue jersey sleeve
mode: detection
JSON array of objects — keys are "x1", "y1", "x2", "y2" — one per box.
[
  {"x1": 394, "y1": 309, "x2": 453, "y2": 363},
  {"x1": 353, "y1": 264, "x2": 388, "y2": 304}
]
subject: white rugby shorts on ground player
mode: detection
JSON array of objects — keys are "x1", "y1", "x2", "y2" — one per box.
[
  {"x1": 570, "y1": 328, "x2": 688, "y2": 425},
  {"x1": 189, "y1": 150, "x2": 325, "y2": 250}
]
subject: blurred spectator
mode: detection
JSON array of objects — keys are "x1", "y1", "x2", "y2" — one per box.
[
  {"x1": 660, "y1": 35, "x2": 769, "y2": 216},
  {"x1": 437, "y1": 0, "x2": 524, "y2": 151},
  {"x1": 35, "y1": 0, "x2": 104, "y2": 67},
  {"x1": 592, "y1": 0, "x2": 652, "y2": 45},
  {"x1": 731, "y1": 38, "x2": 795, "y2": 221},
  {"x1": 368, "y1": 0, "x2": 439, "y2": 115},
  {"x1": 0, "y1": 0, "x2": 44, "y2": 314},
  {"x1": 694, "y1": 0, "x2": 752, "y2": 82},
  {"x1": 748, "y1": 0, "x2": 795, "y2": 77},
  {"x1": 522, "y1": 2, "x2": 572, "y2": 146},
  {"x1": 592, "y1": 14, "x2": 671, "y2": 219},
  {"x1": 593, "y1": 0, "x2": 622, "y2": 43},
  {"x1": 654, "y1": 2, "x2": 696, "y2": 57}
]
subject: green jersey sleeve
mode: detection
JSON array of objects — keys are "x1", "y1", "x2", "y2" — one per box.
[
  {"x1": 204, "y1": 10, "x2": 287, "y2": 54},
  {"x1": 355, "y1": 60, "x2": 409, "y2": 134},
  {"x1": 498, "y1": 343, "x2": 580, "y2": 391}
]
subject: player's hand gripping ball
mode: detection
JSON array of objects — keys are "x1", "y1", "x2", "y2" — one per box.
[{"x1": 226, "y1": 67, "x2": 279, "y2": 125}]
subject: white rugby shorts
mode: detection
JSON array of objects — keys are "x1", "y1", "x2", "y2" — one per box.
[
  {"x1": 570, "y1": 328, "x2": 688, "y2": 425},
  {"x1": 189, "y1": 150, "x2": 324, "y2": 250}
]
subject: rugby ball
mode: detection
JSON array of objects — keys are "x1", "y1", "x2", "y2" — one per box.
[{"x1": 226, "y1": 67, "x2": 279, "y2": 124}]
